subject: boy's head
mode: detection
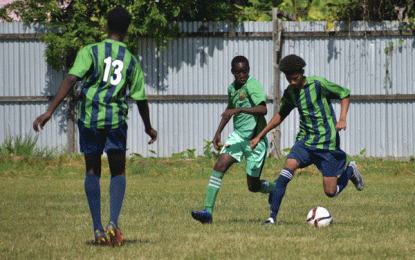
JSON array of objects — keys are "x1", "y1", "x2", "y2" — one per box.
[
  {"x1": 231, "y1": 56, "x2": 250, "y2": 85},
  {"x1": 107, "y1": 6, "x2": 132, "y2": 34},
  {"x1": 280, "y1": 54, "x2": 306, "y2": 88}
]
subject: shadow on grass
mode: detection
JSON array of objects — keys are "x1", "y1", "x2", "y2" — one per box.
[
  {"x1": 85, "y1": 238, "x2": 151, "y2": 246},
  {"x1": 225, "y1": 218, "x2": 308, "y2": 226}
]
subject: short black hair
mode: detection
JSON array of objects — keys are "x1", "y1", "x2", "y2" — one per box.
[
  {"x1": 231, "y1": 56, "x2": 249, "y2": 68},
  {"x1": 107, "y1": 6, "x2": 132, "y2": 34},
  {"x1": 279, "y1": 54, "x2": 306, "y2": 73}
]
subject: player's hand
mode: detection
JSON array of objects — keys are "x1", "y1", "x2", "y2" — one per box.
[
  {"x1": 335, "y1": 120, "x2": 347, "y2": 131},
  {"x1": 213, "y1": 134, "x2": 222, "y2": 151},
  {"x1": 220, "y1": 109, "x2": 238, "y2": 121},
  {"x1": 146, "y1": 128, "x2": 157, "y2": 144},
  {"x1": 33, "y1": 113, "x2": 52, "y2": 132},
  {"x1": 250, "y1": 137, "x2": 260, "y2": 151}
]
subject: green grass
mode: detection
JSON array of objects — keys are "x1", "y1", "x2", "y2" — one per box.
[{"x1": 0, "y1": 156, "x2": 414, "y2": 259}]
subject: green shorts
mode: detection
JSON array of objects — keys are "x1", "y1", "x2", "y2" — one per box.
[{"x1": 220, "y1": 132, "x2": 268, "y2": 177}]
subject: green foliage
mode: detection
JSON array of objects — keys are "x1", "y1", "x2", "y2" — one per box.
[
  {"x1": 0, "y1": 0, "x2": 235, "y2": 72},
  {"x1": 234, "y1": 0, "x2": 281, "y2": 21},
  {"x1": 171, "y1": 149, "x2": 196, "y2": 159},
  {"x1": 0, "y1": 134, "x2": 60, "y2": 158},
  {"x1": 326, "y1": 0, "x2": 411, "y2": 23},
  {"x1": 203, "y1": 139, "x2": 221, "y2": 159}
]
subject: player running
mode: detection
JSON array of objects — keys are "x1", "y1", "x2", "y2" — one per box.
[
  {"x1": 250, "y1": 54, "x2": 364, "y2": 225},
  {"x1": 191, "y1": 56, "x2": 275, "y2": 224},
  {"x1": 33, "y1": 7, "x2": 157, "y2": 245}
]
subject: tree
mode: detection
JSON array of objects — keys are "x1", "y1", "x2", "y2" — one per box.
[
  {"x1": 326, "y1": 0, "x2": 413, "y2": 23},
  {"x1": 0, "y1": 0, "x2": 236, "y2": 71}
]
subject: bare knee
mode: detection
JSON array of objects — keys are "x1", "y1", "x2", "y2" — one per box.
[
  {"x1": 213, "y1": 153, "x2": 236, "y2": 173},
  {"x1": 324, "y1": 187, "x2": 337, "y2": 197}
]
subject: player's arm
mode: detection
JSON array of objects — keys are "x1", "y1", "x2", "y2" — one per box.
[
  {"x1": 136, "y1": 100, "x2": 157, "y2": 144},
  {"x1": 33, "y1": 74, "x2": 78, "y2": 132},
  {"x1": 250, "y1": 112, "x2": 286, "y2": 151},
  {"x1": 321, "y1": 78, "x2": 350, "y2": 131},
  {"x1": 336, "y1": 95, "x2": 350, "y2": 131},
  {"x1": 222, "y1": 101, "x2": 267, "y2": 118},
  {"x1": 212, "y1": 107, "x2": 233, "y2": 151}
]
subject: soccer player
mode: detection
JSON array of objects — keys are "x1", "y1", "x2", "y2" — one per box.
[
  {"x1": 250, "y1": 54, "x2": 364, "y2": 225},
  {"x1": 191, "y1": 56, "x2": 275, "y2": 224},
  {"x1": 33, "y1": 7, "x2": 157, "y2": 245}
]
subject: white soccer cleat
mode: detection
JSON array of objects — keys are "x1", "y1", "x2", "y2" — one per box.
[
  {"x1": 262, "y1": 217, "x2": 276, "y2": 226},
  {"x1": 349, "y1": 161, "x2": 364, "y2": 191}
]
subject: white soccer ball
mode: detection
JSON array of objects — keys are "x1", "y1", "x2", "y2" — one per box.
[{"x1": 306, "y1": 207, "x2": 333, "y2": 227}]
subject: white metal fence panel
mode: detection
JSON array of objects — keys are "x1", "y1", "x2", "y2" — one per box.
[{"x1": 1, "y1": 21, "x2": 414, "y2": 158}]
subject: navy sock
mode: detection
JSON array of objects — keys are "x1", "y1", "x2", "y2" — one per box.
[
  {"x1": 270, "y1": 168, "x2": 294, "y2": 221},
  {"x1": 109, "y1": 176, "x2": 126, "y2": 226},
  {"x1": 334, "y1": 166, "x2": 354, "y2": 196},
  {"x1": 84, "y1": 173, "x2": 103, "y2": 231}
]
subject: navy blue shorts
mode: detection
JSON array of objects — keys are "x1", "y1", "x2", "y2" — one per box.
[
  {"x1": 287, "y1": 141, "x2": 347, "y2": 177},
  {"x1": 78, "y1": 121, "x2": 127, "y2": 155}
]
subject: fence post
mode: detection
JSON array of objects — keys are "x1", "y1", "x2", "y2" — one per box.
[{"x1": 270, "y1": 8, "x2": 283, "y2": 159}]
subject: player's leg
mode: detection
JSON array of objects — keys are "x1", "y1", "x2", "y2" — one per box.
[
  {"x1": 105, "y1": 124, "x2": 128, "y2": 246},
  {"x1": 316, "y1": 149, "x2": 362, "y2": 198},
  {"x1": 84, "y1": 154, "x2": 105, "y2": 235},
  {"x1": 207, "y1": 153, "x2": 237, "y2": 212},
  {"x1": 264, "y1": 158, "x2": 298, "y2": 225},
  {"x1": 244, "y1": 137, "x2": 275, "y2": 193},
  {"x1": 264, "y1": 141, "x2": 311, "y2": 225},
  {"x1": 192, "y1": 133, "x2": 243, "y2": 224},
  {"x1": 107, "y1": 151, "x2": 126, "y2": 226},
  {"x1": 78, "y1": 121, "x2": 107, "y2": 244},
  {"x1": 191, "y1": 153, "x2": 237, "y2": 224}
]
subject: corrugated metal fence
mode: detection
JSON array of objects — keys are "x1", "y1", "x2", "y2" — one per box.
[{"x1": 1, "y1": 20, "x2": 414, "y2": 158}]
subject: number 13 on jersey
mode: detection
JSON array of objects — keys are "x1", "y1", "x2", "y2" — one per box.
[{"x1": 103, "y1": 56, "x2": 124, "y2": 85}]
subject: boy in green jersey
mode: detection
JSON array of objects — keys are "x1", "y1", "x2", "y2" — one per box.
[
  {"x1": 33, "y1": 7, "x2": 157, "y2": 245},
  {"x1": 250, "y1": 54, "x2": 364, "y2": 225},
  {"x1": 191, "y1": 56, "x2": 275, "y2": 224}
]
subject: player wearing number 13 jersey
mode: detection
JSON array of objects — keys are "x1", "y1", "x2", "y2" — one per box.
[
  {"x1": 33, "y1": 7, "x2": 157, "y2": 246},
  {"x1": 69, "y1": 38, "x2": 145, "y2": 129}
]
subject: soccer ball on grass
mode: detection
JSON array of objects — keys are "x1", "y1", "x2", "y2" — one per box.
[{"x1": 306, "y1": 206, "x2": 333, "y2": 227}]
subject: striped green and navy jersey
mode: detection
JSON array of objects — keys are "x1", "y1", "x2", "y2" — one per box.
[
  {"x1": 227, "y1": 76, "x2": 267, "y2": 140},
  {"x1": 69, "y1": 39, "x2": 146, "y2": 129},
  {"x1": 278, "y1": 77, "x2": 350, "y2": 150}
]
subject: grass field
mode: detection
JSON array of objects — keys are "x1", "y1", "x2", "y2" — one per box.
[{"x1": 1, "y1": 155, "x2": 414, "y2": 259}]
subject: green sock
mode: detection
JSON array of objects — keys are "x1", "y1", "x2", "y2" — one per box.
[
  {"x1": 260, "y1": 179, "x2": 276, "y2": 194},
  {"x1": 204, "y1": 170, "x2": 224, "y2": 215}
]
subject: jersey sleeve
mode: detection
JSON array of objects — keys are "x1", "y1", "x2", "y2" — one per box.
[
  {"x1": 128, "y1": 61, "x2": 147, "y2": 100},
  {"x1": 278, "y1": 88, "x2": 295, "y2": 118},
  {"x1": 321, "y1": 78, "x2": 350, "y2": 99},
  {"x1": 247, "y1": 80, "x2": 266, "y2": 105},
  {"x1": 68, "y1": 47, "x2": 93, "y2": 79}
]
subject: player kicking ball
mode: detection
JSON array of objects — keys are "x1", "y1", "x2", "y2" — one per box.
[
  {"x1": 33, "y1": 7, "x2": 157, "y2": 245},
  {"x1": 191, "y1": 56, "x2": 275, "y2": 224},
  {"x1": 250, "y1": 54, "x2": 364, "y2": 225}
]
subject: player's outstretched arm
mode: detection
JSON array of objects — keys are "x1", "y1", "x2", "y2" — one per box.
[
  {"x1": 232, "y1": 102, "x2": 267, "y2": 116},
  {"x1": 33, "y1": 74, "x2": 78, "y2": 132},
  {"x1": 136, "y1": 99, "x2": 157, "y2": 144},
  {"x1": 212, "y1": 108, "x2": 233, "y2": 151},
  {"x1": 335, "y1": 95, "x2": 350, "y2": 131},
  {"x1": 250, "y1": 112, "x2": 285, "y2": 151}
]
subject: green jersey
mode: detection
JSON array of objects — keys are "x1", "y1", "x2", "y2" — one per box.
[
  {"x1": 278, "y1": 76, "x2": 350, "y2": 150},
  {"x1": 69, "y1": 39, "x2": 147, "y2": 129},
  {"x1": 227, "y1": 76, "x2": 267, "y2": 139}
]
